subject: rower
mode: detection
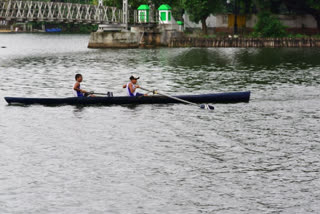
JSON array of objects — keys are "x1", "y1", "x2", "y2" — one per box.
[
  {"x1": 73, "y1": 74, "x2": 94, "y2": 97},
  {"x1": 122, "y1": 75, "x2": 147, "y2": 97}
]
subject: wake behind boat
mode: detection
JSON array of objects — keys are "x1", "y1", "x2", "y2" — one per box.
[{"x1": 4, "y1": 91, "x2": 250, "y2": 106}]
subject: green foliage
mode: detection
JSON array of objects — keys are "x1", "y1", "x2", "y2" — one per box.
[
  {"x1": 287, "y1": 34, "x2": 308, "y2": 38},
  {"x1": 184, "y1": 0, "x2": 224, "y2": 23},
  {"x1": 255, "y1": 0, "x2": 284, "y2": 13},
  {"x1": 184, "y1": 0, "x2": 224, "y2": 34},
  {"x1": 203, "y1": 34, "x2": 217, "y2": 39},
  {"x1": 91, "y1": 0, "x2": 98, "y2": 5},
  {"x1": 102, "y1": 0, "x2": 123, "y2": 7},
  {"x1": 253, "y1": 12, "x2": 287, "y2": 37},
  {"x1": 250, "y1": 31, "x2": 260, "y2": 38},
  {"x1": 307, "y1": 0, "x2": 320, "y2": 10}
]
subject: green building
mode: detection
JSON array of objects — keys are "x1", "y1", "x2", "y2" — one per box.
[
  {"x1": 137, "y1": 5, "x2": 150, "y2": 23},
  {"x1": 158, "y1": 4, "x2": 172, "y2": 24}
]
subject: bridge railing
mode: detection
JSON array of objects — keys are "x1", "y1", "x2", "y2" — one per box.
[{"x1": 0, "y1": 0, "x2": 122, "y2": 24}]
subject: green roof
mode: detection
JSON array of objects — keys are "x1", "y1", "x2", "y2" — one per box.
[
  {"x1": 138, "y1": 4, "x2": 150, "y2": 10},
  {"x1": 177, "y1": 21, "x2": 184, "y2": 25},
  {"x1": 158, "y1": 4, "x2": 172, "y2": 10}
]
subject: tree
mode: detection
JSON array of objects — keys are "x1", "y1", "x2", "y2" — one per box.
[
  {"x1": 306, "y1": 0, "x2": 320, "y2": 29},
  {"x1": 150, "y1": 0, "x2": 185, "y2": 18},
  {"x1": 250, "y1": 0, "x2": 284, "y2": 13},
  {"x1": 283, "y1": 0, "x2": 320, "y2": 29},
  {"x1": 184, "y1": 0, "x2": 224, "y2": 34},
  {"x1": 253, "y1": 11, "x2": 287, "y2": 37}
]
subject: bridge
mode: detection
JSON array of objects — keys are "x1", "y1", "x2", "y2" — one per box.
[{"x1": 0, "y1": 0, "x2": 123, "y2": 24}]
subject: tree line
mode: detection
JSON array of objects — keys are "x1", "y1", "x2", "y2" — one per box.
[{"x1": 178, "y1": 0, "x2": 320, "y2": 34}]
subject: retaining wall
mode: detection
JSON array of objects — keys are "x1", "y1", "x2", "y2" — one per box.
[
  {"x1": 88, "y1": 30, "x2": 183, "y2": 48},
  {"x1": 88, "y1": 32, "x2": 140, "y2": 48},
  {"x1": 169, "y1": 37, "x2": 320, "y2": 48}
]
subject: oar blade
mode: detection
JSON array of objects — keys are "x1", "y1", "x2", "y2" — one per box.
[{"x1": 200, "y1": 104, "x2": 215, "y2": 110}]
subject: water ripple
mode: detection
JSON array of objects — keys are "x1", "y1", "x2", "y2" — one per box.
[{"x1": 0, "y1": 34, "x2": 320, "y2": 213}]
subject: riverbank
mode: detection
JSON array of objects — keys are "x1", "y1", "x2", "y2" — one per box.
[
  {"x1": 88, "y1": 27, "x2": 183, "y2": 49},
  {"x1": 0, "y1": 29, "x2": 12, "y2": 33},
  {"x1": 169, "y1": 37, "x2": 320, "y2": 48},
  {"x1": 88, "y1": 30, "x2": 320, "y2": 48}
]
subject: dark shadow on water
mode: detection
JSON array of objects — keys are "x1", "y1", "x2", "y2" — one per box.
[
  {"x1": 161, "y1": 48, "x2": 320, "y2": 90},
  {"x1": 73, "y1": 106, "x2": 85, "y2": 118},
  {"x1": 167, "y1": 48, "x2": 320, "y2": 69}
]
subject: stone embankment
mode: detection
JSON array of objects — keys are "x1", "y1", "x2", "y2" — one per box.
[
  {"x1": 88, "y1": 27, "x2": 183, "y2": 49},
  {"x1": 169, "y1": 37, "x2": 320, "y2": 48},
  {"x1": 88, "y1": 32, "x2": 143, "y2": 48},
  {"x1": 88, "y1": 27, "x2": 320, "y2": 48}
]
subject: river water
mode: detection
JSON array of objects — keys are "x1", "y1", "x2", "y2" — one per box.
[{"x1": 0, "y1": 34, "x2": 319, "y2": 213}]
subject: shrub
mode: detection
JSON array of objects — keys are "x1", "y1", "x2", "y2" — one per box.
[
  {"x1": 288, "y1": 34, "x2": 309, "y2": 38},
  {"x1": 253, "y1": 12, "x2": 287, "y2": 38},
  {"x1": 203, "y1": 34, "x2": 217, "y2": 39}
]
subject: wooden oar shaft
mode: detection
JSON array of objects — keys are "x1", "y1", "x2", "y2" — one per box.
[
  {"x1": 140, "y1": 87, "x2": 197, "y2": 106},
  {"x1": 158, "y1": 92, "x2": 197, "y2": 106},
  {"x1": 92, "y1": 93, "x2": 109, "y2": 95}
]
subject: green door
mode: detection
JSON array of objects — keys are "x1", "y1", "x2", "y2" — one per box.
[
  {"x1": 168, "y1": 12, "x2": 171, "y2": 21},
  {"x1": 161, "y1": 12, "x2": 166, "y2": 21},
  {"x1": 140, "y1": 12, "x2": 145, "y2": 22}
]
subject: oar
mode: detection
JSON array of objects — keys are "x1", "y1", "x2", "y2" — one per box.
[
  {"x1": 87, "y1": 92, "x2": 113, "y2": 96},
  {"x1": 140, "y1": 87, "x2": 214, "y2": 110},
  {"x1": 91, "y1": 92, "x2": 109, "y2": 96}
]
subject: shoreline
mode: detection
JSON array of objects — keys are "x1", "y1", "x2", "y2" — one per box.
[
  {"x1": 2, "y1": 31, "x2": 320, "y2": 48},
  {"x1": 169, "y1": 37, "x2": 320, "y2": 48},
  {"x1": 0, "y1": 31, "x2": 92, "y2": 35},
  {"x1": 88, "y1": 32, "x2": 320, "y2": 49}
]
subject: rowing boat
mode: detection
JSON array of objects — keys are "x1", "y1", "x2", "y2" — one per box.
[{"x1": 4, "y1": 91, "x2": 250, "y2": 106}]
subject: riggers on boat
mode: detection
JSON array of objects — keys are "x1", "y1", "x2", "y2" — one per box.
[{"x1": 4, "y1": 91, "x2": 250, "y2": 106}]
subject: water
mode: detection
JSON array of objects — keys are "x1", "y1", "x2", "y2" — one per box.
[{"x1": 0, "y1": 34, "x2": 319, "y2": 214}]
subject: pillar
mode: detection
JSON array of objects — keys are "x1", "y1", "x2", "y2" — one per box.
[{"x1": 123, "y1": 0, "x2": 128, "y2": 29}]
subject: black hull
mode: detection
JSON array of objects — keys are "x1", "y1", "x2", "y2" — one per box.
[{"x1": 4, "y1": 91, "x2": 250, "y2": 106}]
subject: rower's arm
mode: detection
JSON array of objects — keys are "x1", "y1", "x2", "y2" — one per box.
[
  {"x1": 128, "y1": 83, "x2": 135, "y2": 93},
  {"x1": 73, "y1": 82, "x2": 87, "y2": 93},
  {"x1": 122, "y1": 84, "x2": 127, "y2": 88}
]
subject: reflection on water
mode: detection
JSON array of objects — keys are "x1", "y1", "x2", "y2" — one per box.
[
  {"x1": 0, "y1": 34, "x2": 320, "y2": 213},
  {"x1": 159, "y1": 48, "x2": 320, "y2": 92},
  {"x1": 168, "y1": 48, "x2": 320, "y2": 68}
]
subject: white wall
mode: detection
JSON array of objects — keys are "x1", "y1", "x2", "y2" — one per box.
[
  {"x1": 217, "y1": 14, "x2": 317, "y2": 29},
  {"x1": 277, "y1": 14, "x2": 317, "y2": 28},
  {"x1": 215, "y1": 14, "x2": 229, "y2": 28},
  {"x1": 244, "y1": 15, "x2": 258, "y2": 28},
  {"x1": 185, "y1": 13, "x2": 318, "y2": 29}
]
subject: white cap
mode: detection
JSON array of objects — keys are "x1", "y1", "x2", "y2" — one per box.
[{"x1": 130, "y1": 75, "x2": 140, "y2": 80}]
